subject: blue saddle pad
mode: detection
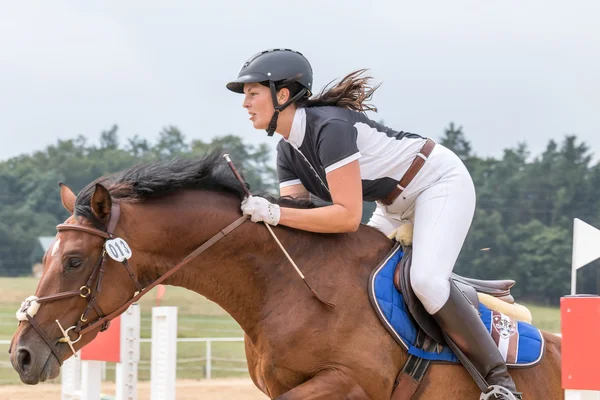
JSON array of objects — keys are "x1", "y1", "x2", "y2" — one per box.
[{"x1": 368, "y1": 246, "x2": 545, "y2": 367}]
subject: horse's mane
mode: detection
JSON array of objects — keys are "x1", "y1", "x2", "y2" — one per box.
[{"x1": 74, "y1": 149, "x2": 313, "y2": 221}]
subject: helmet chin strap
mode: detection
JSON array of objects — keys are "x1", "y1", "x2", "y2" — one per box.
[{"x1": 266, "y1": 81, "x2": 308, "y2": 136}]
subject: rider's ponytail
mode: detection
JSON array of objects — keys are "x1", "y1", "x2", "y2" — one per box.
[{"x1": 295, "y1": 69, "x2": 381, "y2": 112}]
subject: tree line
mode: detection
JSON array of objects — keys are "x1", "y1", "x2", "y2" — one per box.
[{"x1": 1, "y1": 123, "x2": 598, "y2": 304}]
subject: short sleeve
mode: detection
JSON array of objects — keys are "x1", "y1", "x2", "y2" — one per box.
[
  {"x1": 316, "y1": 118, "x2": 361, "y2": 174},
  {"x1": 276, "y1": 143, "x2": 302, "y2": 189}
]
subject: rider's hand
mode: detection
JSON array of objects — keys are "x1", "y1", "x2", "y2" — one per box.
[{"x1": 241, "y1": 196, "x2": 281, "y2": 226}]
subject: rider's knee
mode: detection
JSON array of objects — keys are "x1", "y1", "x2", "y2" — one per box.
[{"x1": 410, "y1": 268, "x2": 450, "y2": 314}]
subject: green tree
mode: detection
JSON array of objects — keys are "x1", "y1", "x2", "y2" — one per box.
[
  {"x1": 507, "y1": 220, "x2": 571, "y2": 304},
  {"x1": 439, "y1": 122, "x2": 472, "y2": 161},
  {"x1": 126, "y1": 135, "x2": 153, "y2": 159},
  {"x1": 100, "y1": 125, "x2": 119, "y2": 150},
  {"x1": 455, "y1": 209, "x2": 511, "y2": 281},
  {"x1": 191, "y1": 135, "x2": 277, "y2": 193},
  {"x1": 155, "y1": 126, "x2": 188, "y2": 159},
  {"x1": 1, "y1": 120, "x2": 597, "y2": 303},
  {"x1": 0, "y1": 127, "x2": 280, "y2": 275}
]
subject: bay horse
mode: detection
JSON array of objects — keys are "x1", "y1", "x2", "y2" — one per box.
[{"x1": 9, "y1": 152, "x2": 563, "y2": 399}]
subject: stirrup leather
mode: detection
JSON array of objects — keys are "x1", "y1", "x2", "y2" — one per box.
[{"x1": 480, "y1": 385, "x2": 522, "y2": 400}]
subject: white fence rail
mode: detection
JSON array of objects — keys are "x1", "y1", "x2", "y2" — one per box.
[
  {"x1": 140, "y1": 336, "x2": 245, "y2": 379},
  {"x1": 0, "y1": 337, "x2": 246, "y2": 385}
]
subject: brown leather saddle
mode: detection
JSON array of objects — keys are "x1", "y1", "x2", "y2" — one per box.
[{"x1": 393, "y1": 247, "x2": 516, "y2": 344}]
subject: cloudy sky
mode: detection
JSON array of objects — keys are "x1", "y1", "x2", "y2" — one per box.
[{"x1": 1, "y1": 1, "x2": 598, "y2": 163}]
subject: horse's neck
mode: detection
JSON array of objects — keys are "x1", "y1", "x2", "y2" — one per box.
[
  {"x1": 123, "y1": 192, "x2": 284, "y2": 338},
  {"x1": 123, "y1": 191, "x2": 394, "y2": 343}
]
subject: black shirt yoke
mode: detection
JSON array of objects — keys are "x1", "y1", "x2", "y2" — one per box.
[{"x1": 276, "y1": 106, "x2": 426, "y2": 202}]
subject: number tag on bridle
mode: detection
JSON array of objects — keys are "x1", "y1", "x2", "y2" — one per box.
[{"x1": 105, "y1": 238, "x2": 132, "y2": 262}]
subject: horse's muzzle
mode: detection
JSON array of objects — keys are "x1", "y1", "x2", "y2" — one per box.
[{"x1": 11, "y1": 343, "x2": 60, "y2": 385}]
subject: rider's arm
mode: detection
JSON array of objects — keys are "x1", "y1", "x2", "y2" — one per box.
[
  {"x1": 274, "y1": 118, "x2": 363, "y2": 233},
  {"x1": 278, "y1": 159, "x2": 363, "y2": 233}
]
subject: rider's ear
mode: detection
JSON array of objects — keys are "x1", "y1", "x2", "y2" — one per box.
[
  {"x1": 91, "y1": 184, "x2": 112, "y2": 224},
  {"x1": 277, "y1": 88, "x2": 290, "y2": 105},
  {"x1": 59, "y1": 182, "x2": 76, "y2": 214}
]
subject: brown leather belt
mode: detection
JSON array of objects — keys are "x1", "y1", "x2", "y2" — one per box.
[{"x1": 380, "y1": 138, "x2": 436, "y2": 206}]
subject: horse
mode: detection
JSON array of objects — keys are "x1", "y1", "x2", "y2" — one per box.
[{"x1": 9, "y1": 151, "x2": 563, "y2": 399}]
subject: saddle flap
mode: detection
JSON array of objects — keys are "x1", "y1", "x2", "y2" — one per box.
[
  {"x1": 453, "y1": 280, "x2": 480, "y2": 309},
  {"x1": 394, "y1": 248, "x2": 445, "y2": 344}
]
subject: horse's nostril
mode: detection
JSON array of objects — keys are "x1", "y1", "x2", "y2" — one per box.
[{"x1": 17, "y1": 348, "x2": 32, "y2": 373}]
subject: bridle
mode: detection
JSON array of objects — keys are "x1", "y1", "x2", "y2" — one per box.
[{"x1": 12, "y1": 202, "x2": 248, "y2": 365}]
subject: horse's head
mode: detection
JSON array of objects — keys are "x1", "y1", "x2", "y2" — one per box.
[{"x1": 10, "y1": 182, "x2": 139, "y2": 384}]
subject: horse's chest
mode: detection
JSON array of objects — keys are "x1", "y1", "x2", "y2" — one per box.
[{"x1": 250, "y1": 349, "x2": 308, "y2": 397}]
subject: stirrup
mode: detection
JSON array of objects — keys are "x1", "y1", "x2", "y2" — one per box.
[{"x1": 480, "y1": 385, "x2": 522, "y2": 400}]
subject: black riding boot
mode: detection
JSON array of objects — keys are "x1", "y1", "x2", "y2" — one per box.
[{"x1": 432, "y1": 282, "x2": 522, "y2": 399}]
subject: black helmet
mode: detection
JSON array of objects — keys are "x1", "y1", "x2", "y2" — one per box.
[
  {"x1": 227, "y1": 49, "x2": 313, "y2": 136},
  {"x1": 226, "y1": 48, "x2": 313, "y2": 96}
]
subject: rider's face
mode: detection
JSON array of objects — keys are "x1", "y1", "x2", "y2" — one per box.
[{"x1": 242, "y1": 83, "x2": 274, "y2": 130}]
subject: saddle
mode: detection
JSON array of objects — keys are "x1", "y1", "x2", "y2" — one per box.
[
  {"x1": 392, "y1": 247, "x2": 517, "y2": 344},
  {"x1": 371, "y1": 225, "x2": 543, "y2": 399},
  {"x1": 368, "y1": 242, "x2": 544, "y2": 399}
]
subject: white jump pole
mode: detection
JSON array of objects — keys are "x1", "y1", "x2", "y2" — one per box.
[
  {"x1": 61, "y1": 352, "x2": 82, "y2": 400},
  {"x1": 566, "y1": 391, "x2": 600, "y2": 400},
  {"x1": 116, "y1": 304, "x2": 141, "y2": 400},
  {"x1": 80, "y1": 361, "x2": 103, "y2": 400},
  {"x1": 61, "y1": 304, "x2": 140, "y2": 400},
  {"x1": 150, "y1": 306, "x2": 178, "y2": 400}
]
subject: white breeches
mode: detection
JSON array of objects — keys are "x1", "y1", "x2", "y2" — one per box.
[{"x1": 368, "y1": 143, "x2": 476, "y2": 314}]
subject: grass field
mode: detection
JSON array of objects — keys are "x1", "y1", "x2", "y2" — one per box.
[{"x1": 0, "y1": 277, "x2": 562, "y2": 385}]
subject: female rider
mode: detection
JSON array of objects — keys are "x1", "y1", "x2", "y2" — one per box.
[{"x1": 226, "y1": 48, "x2": 521, "y2": 399}]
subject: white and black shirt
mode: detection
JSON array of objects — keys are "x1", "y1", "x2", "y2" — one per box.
[{"x1": 277, "y1": 106, "x2": 427, "y2": 202}]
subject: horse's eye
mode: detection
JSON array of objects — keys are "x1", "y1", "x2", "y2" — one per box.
[{"x1": 68, "y1": 258, "x2": 83, "y2": 269}]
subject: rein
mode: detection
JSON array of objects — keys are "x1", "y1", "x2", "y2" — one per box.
[
  {"x1": 15, "y1": 154, "x2": 334, "y2": 365},
  {"x1": 15, "y1": 201, "x2": 248, "y2": 365}
]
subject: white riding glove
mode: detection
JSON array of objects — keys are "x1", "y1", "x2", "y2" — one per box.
[{"x1": 241, "y1": 196, "x2": 281, "y2": 226}]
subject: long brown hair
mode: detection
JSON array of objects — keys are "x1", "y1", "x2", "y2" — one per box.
[{"x1": 272, "y1": 69, "x2": 381, "y2": 112}]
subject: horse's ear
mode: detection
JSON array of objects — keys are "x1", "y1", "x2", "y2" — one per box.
[
  {"x1": 91, "y1": 184, "x2": 112, "y2": 224},
  {"x1": 59, "y1": 182, "x2": 76, "y2": 214}
]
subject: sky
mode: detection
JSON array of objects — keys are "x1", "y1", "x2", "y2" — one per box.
[{"x1": 1, "y1": 0, "x2": 598, "y2": 163}]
